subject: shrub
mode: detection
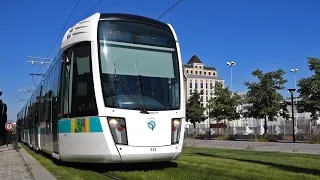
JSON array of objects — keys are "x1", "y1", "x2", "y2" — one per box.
[
  {"x1": 215, "y1": 134, "x2": 236, "y2": 141},
  {"x1": 309, "y1": 133, "x2": 320, "y2": 144},
  {"x1": 254, "y1": 135, "x2": 277, "y2": 142}
]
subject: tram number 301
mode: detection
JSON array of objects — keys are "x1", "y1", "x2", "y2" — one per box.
[{"x1": 150, "y1": 148, "x2": 157, "y2": 152}]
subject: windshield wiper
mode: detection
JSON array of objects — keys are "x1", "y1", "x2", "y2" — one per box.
[
  {"x1": 113, "y1": 61, "x2": 149, "y2": 114},
  {"x1": 113, "y1": 77, "x2": 149, "y2": 114}
]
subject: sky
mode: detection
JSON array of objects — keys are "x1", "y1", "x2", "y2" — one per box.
[{"x1": 1, "y1": 0, "x2": 320, "y2": 121}]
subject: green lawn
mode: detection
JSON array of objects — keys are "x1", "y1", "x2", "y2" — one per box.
[{"x1": 22, "y1": 144, "x2": 320, "y2": 180}]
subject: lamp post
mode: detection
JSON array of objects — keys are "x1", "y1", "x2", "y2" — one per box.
[
  {"x1": 288, "y1": 88, "x2": 296, "y2": 143},
  {"x1": 290, "y1": 68, "x2": 298, "y2": 104},
  {"x1": 290, "y1": 68, "x2": 299, "y2": 128},
  {"x1": 226, "y1": 61, "x2": 236, "y2": 92}
]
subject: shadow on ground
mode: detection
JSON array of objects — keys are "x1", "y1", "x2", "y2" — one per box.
[
  {"x1": 26, "y1": 145, "x2": 178, "y2": 173},
  {"x1": 194, "y1": 152, "x2": 320, "y2": 176},
  {"x1": 0, "y1": 146, "x2": 15, "y2": 152}
]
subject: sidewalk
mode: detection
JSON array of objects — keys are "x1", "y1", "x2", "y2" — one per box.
[
  {"x1": 0, "y1": 144, "x2": 56, "y2": 180},
  {"x1": 0, "y1": 145, "x2": 33, "y2": 180}
]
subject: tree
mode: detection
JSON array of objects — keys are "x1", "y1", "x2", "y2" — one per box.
[
  {"x1": 297, "y1": 57, "x2": 320, "y2": 124},
  {"x1": 279, "y1": 100, "x2": 291, "y2": 121},
  {"x1": 186, "y1": 90, "x2": 206, "y2": 128},
  {"x1": 208, "y1": 82, "x2": 242, "y2": 123},
  {"x1": 243, "y1": 69, "x2": 287, "y2": 135}
]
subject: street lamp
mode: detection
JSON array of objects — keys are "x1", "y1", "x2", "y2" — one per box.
[
  {"x1": 288, "y1": 88, "x2": 296, "y2": 143},
  {"x1": 226, "y1": 61, "x2": 236, "y2": 92},
  {"x1": 290, "y1": 68, "x2": 298, "y2": 104}
]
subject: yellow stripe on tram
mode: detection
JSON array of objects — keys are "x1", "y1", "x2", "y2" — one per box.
[
  {"x1": 84, "y1": 118, "x2": 90, "y2": 132},
  {"x1": 71, "y1": 119, "x2": 76, "y2": 133}
]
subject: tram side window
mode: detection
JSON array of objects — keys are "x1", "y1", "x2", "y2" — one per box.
[
  {"x1": 61, "y1": 51, "x2": 72, "y2": 118},
  {"x1": 70, "y1": 42, "x2": 98, "y2": 117},
  {"x1": 45, "y1": 70, "x2": 54, "y2": 132},
  {"x1": 40, "y1": 81, "x2": 47, "y2": 123}
]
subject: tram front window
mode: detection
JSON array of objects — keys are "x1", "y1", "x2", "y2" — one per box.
[{"x1": 98, "y1": 20, "x2": 181, "y2": 111}]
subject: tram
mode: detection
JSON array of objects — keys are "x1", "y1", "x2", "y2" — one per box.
[{"x1": 16, "y1": 12, "x2": 186, "y2": 163}]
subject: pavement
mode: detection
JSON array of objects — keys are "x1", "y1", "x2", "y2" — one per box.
[
  {"x1": 0, "y1": 144, "x2": 56, "y2": 180},
  {"x1": 184, "y1": 138, "x2": 320, "y2": 154}
]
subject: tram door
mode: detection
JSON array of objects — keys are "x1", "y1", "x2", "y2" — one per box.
[{"x1": 52, "y1": 54, "x2": 62, "y2": 154}]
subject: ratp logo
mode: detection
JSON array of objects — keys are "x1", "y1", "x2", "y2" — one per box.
[{"x1": 147, "y1": 120, "x2": 156, "y2": 131}]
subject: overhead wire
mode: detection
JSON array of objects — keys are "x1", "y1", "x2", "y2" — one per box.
[
  {"x1": 17, "y1": 0, "x2": 82, "y2": 105},
  {"x1": 87, "y1": 0, "x2": 103, "y2": 16},
  {"x1": 157, "y1": 0, "x2": 182, "y2": 20},
  {"x1": 18, "y1": 0, "x2": 178, "y2": 109}
]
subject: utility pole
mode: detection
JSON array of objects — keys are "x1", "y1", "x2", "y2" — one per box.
[
  {"x1": 27, "y1": 56, "x2": 52, "y2": 66},
  {"x1": 288, "y1": 88, "x2": 296, "y2": 143},
  {"x1": 16, "y1": 56, "x2": 52, "y2": 105},
  {"x1": 18, "y1": 89, "x2": 34, "y2": 93},
  {"x1": 26, "y1": 56, "x2": 52, "y2": 87}
]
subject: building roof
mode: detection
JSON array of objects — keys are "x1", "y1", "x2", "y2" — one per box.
[
  {"x1": 187, "y1": 55, "x2": 203, "y2": 64},
  {"x1": 185, "y1": 74, "x2": 224, "y2": 80},
  {"x1": 184, "y1": 55, "x2": 216, "y2": 70},
  {"x1": 183, "y1": 64, "x2": 216, "y2": 70}
]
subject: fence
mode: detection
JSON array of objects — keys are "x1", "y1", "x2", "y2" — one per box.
[{"x1": 184, "y1": 117, "x2": 320, "y2": 141}]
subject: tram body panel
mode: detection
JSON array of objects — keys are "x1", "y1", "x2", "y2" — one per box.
[{"x1": 17, "y1": 12, "x2": 186, "y2": 163}]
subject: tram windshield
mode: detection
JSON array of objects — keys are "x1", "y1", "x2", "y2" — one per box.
[{"x1": 98, "y1": 20, "x2": 181, "y2": 111}]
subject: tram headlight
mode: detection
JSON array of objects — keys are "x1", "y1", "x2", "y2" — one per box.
[
  {"x1": 107, "y1": 117, "x2": 128, "y2": 145},
  {"x1": 171, "y1": 118, "x2": 182, "y2": 144},
  {"x1": 173, "y1": 119, "x2": 181, "y2": 127},
  {"x1": 108, "y1": 118, "x2": 118, "y2": 128}
]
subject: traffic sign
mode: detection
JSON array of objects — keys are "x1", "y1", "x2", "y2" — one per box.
[{"x1": 5, "y1": 122, "x2": 14, "y2": 131}]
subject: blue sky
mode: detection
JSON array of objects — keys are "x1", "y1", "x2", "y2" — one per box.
[{"x1": 1, "y1": 0, "x2": 320, "y2": 120}]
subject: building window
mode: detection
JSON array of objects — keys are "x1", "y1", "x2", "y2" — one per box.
[
  {"x1": 195, "y1": 82, "x2": 198, "y2": 89},
  {"x1": 204, "y1": 72, "x2": 206, "y2": 75},
  {"x1": 201, "y1": 83, "x2": 203, "y2": 88},
  {"x1": 186, "y1": 70, "x2": 189, "y2": 73},
  {"x1": 190, "y1": 89, "x2": 192, "y2": 95},
  {"x1": 200, "y1": 96, "x2": 203, "y2": 102},
  {"x1": 195, "y1": 66, "x2": 197, "y2": 68},
  {"x1": 213, "y1": 72, "x2": 216, "y2": 76},
  {"x1": 189, "y1": 82, "x2": 192, "y2": 88},
  {"x1": 195, "y1": 71, "x2": 198, "y2": 74},
  {"x1": 206, "y1": 83, "x2": 208, "y2": 89},
  {"x1": 209, "y1": 72, "x2": 211, "y2": 75},
  {"x1": 199, "y1": 71, "x2": 202, "y2": 75},
  {"x1": 191, "y1": 70, "x2": 193, "y2": 73},
  {"x1": 210, "y1": 83, "x2": 213, "y2": 89}
]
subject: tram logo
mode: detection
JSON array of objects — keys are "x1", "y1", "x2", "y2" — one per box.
[{"x1": 147, "y1": 120, "x2": 156, "y2": 131}]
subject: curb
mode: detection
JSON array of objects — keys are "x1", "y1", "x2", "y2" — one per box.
[{"x1": 19, "y1": 145, "x2": 57, "y2": 180}]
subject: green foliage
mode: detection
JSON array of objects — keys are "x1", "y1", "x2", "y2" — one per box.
[
  {"x1": 243, "y1": 69, "x2": 287, "y2": 134},
  {"x1": 254, "y1": 135, "x2": 277, "y2": 142},
  {"x1": 309, "y1": 133, "x2": 320, "y2": 144},
  {"x1": 279, "y1": 100, "x2": 291, "y2": 121},
  {"x1": 297, "y1": 57, "x2": 320, "y2": 121},
  {"x1": 208, "y1": 82, "x2": 242, "y2": 122},
  {"x1": 215, "y1": 135, "x2": 236, "y2": 141},
  {"x1": 186, "y1": 89, "x2": 206, "y2": 127}
]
